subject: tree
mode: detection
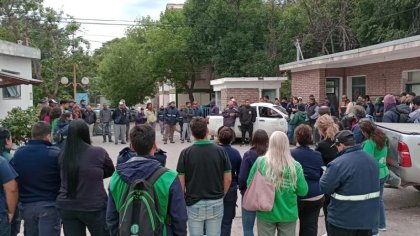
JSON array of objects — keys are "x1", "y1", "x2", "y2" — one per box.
[
  {"x1": 351, "y1": 0, "x2": 420, "y2": 47},
  {"x1": 0, "y1": 1, "x2": 91, "y2": 102},
  {"x1": 98, "y1": 36, "x2": 157, "y2": 106}
]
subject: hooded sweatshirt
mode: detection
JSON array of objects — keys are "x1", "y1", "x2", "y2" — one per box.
[
  {"x1": 289, "y1": 111, "x2": 308, "y2": 128},
  {"x1": 106, "y1": 158, "x2": 187, "y2": 236}
]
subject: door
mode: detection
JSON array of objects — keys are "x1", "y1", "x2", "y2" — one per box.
[
  {"x1": 261, "y1": 89, "x2": 277, "y2": 102},
  {"x1": 326, "y1": 78, "x2": 340, "y2": 116},
  {"x1": 407, "y1": 84, "x2": 420, "y2": 95},
  {"x1": 255, "y1": 105, "x2": 286, "y2": 135}
]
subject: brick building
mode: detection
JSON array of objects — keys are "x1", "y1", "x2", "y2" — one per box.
[
  {"x1": 279, "y1": 35, "x2": 420, "y2": 108},
  {"x1": 211, "y1": 77, "x2": 286, "y2": 108}
]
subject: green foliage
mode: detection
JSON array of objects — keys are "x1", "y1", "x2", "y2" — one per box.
[
  {"x1": 1, "y1": 1, "x2": 92, "y2": 101},
  {"x1": 98, "y1": 35, "x2": 157, "y2": 106},
  {"x1": 0, "y1": 107, "x2": 40, "y2": 144},
  {"x1": 351, "y1": 0, "x2": 420, "y2": 46},
  {"x1": 3, "y1": 0, "x2": 416, "y2": 106}
]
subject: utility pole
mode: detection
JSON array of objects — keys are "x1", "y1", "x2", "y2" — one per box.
[
  {"x1": 72, "y1": 32, "x2": 77, "y2": 100},
  {"x1": 295, "y1": 39, "x2": 304, "y2": 61},
  {"x1": 73, "y1": 64, "x2": 77, "y2": 99}
]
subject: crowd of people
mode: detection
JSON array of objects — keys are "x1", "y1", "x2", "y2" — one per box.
[{"x1": 0, "y1": 90, "x2": 418, "y2": 236}]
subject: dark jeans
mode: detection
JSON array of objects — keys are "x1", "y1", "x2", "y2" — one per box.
[
  {"x1": 298, "y1": 197, "x2": 325, "y2": 236},
  {"x1": 11, "y1": 205, "x2": 21, "y2": 236},
  {"x1": 59, "y1": 209, "x2": 108, "y2": 236},
  {"x1": 323, "y1": 194, "x2": 331, "y2": 235},
  {"x1": 101, "y1": 123, "x2": 112, "y2": 141},
  {"x1": 221, "y1": 187, "x2": 238, "y2": 236},
  {"x1": 0, "y1": 214, "x2": 10, "y2": 236},
  {"x1": 21, "y1": 202, "x2": 61, "y2": 236},
  {"x1": 328, "y1": 223, "x2": 372, "y2": 236},
  {"x1": 240, "y1": 124, "x2": 253, "y2": 143},
  {"x1": 179, "y1": 121, "x2": 183, "y2": 135},
  {"x1": 125, "y1": 123, "x2": 130, "y2": 141}
]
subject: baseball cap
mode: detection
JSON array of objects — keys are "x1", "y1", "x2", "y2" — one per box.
[
  {"x1": 332, "y1": 130, "x2": 355, "y2": 147},
  {"x1": 49, "y1": 99, "x2": 58, "y2": 104}
]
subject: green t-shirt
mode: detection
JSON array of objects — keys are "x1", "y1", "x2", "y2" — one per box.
[
  {"x1": 176, "y1": 140, "x2": 231, "y2": 206},
  {"x1": 247, "y1": 156, "x2": 308, "y2": 223},
  {"x1": 362, "y1": 139, "x2": 389, "y2": 179}
]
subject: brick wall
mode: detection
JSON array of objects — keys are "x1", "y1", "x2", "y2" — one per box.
[
  {"x1": 220, "y1": 88, "x2": 260, "y2": 108},
  {"x1": 345, "y1": 57, "x2": 420, "y2": 96},
  {"x1": 291, "y1": 57, "x2": 420, "y2": 102},
  {"x1": 291, "y1": 69, "x2": 326, "y2": 102}
]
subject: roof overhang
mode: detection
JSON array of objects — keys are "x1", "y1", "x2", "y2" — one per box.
[
  {"x1": 0, "y1": 40, "x2": 41, "y2": 59},
  {"x1": 0, "y1": 72, "x2": 42, "y2": 88},
  {"x1": 211, "y1": 77, "x2": 287, "y2": 91},
  {"x1": 279, "y1": 35, "x2": 420, "y2": 73}
]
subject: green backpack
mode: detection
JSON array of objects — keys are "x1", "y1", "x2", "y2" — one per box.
[{"x1": 119, "y1": 167, "x2": 168, "y2": 236}]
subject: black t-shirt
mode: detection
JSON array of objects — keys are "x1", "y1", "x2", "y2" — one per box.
[{"x1": 177, "y1": 140, "x2": 231, "y2": 206}]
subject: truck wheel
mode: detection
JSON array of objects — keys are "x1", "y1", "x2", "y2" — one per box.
[{"x1": 414, "y1": 186, "x2": 420, "y2": 192}]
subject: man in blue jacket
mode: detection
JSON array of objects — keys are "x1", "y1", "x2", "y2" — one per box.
[
  {"x1": 320, "y1": 130, "x2": 380, "y2": 236},
  {"x1": 11, "y1": 122, "x2": 61, "y2": 236},
  {"x1": 106, "y1": 125, "x2": 187, "y2": 236},
  {"x1": 163, "y1": 101, "x2": 179, "y2": 144},
  {"x1": 112, "y1": 101, "x2": 129, "y2": 145}
]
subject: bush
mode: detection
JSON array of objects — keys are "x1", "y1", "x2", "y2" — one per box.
[{"x1": 0, "y1": 106, "x2": 40, "y2": 145}]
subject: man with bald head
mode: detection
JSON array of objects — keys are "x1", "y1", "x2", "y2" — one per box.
[{"x1": 222, "y1": 101, "x2": 239, "y2": 128}]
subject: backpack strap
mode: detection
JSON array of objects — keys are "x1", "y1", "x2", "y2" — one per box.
[{"x1": 147, "y1": 167, "x2": 168, "y2": 185}]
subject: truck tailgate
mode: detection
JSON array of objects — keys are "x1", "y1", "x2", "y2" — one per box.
[{"x1": 377, "y1": 123, "x2": 420, "y2": 185}]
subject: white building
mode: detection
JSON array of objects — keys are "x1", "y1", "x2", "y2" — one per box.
[
  {"x1": 211, "y1": 77, "x2": 287, "y2": 108},
  {"x1": 166, "y1": 3, "x2": 184, "y2": 10},
  {"x1": 0, "y1": 40, "x2": 41, "y2": 119}
]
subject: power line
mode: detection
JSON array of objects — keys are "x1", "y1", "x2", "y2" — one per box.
[{"x1": 62, "y1": 17, "x2": 138, "y2": 23}]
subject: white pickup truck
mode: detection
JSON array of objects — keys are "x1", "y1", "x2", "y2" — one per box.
[
  {"x1": 376, "y1": 123, "x2": 420, "y2": 191},
  {"x1": 208, "y1": 103, "x2": 289, "y2": 139}
]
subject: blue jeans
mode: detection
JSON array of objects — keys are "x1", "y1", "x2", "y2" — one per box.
[
  {"x1": 242, "y1": 206, "x2": 256, "y2": 236},
  {"x1": 287, "y1": 124, "x2": 294, "y2": 143},
  {"x1": 187, "y1": 199, "x2": 224, "y2": 236},
  {"x1": 373, "y1": 176, "x2": 388, "y2": 235},
  {"x1": 181, "y1": 123, "x2": 190, "y2": 141},
  {"x1": 0, "y1": 214, "x2": 10, "y2": 236},
  {"x1": 21, "y1": 202, "x2": 61, "y2": 236}
]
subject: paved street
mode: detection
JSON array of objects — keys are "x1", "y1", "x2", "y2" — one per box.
[{"x1": 87, "y1": 128, "x2": 420, "y2": 235}]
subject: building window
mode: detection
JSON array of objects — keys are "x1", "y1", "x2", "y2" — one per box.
[
  {"x1": 351, "y1": 76, "x2": 366, "y2": 101},
  {"x1": 2, "y1": 86, "x2": 21, "y2": 99}
]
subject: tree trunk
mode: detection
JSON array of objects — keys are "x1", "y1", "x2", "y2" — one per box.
[{"x1": 188, "y1": 76, "x2": 196, "y2": 102}]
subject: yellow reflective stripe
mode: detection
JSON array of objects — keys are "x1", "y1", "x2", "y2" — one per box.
[{"x1": 331, "y1": 192, "x2": 380, "y2": 201}]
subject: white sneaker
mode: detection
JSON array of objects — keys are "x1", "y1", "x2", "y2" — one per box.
[
  {"x1": 321, "y1": 234, "x2": 328, "y2": 236},
  {"x1": 379, "y1": 228, "x2": 387, "y2": 231}
]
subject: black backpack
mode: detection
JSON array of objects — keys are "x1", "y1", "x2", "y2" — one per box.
[
  {"x1": 119, "y1": 167, "x2": 168, "y2": 236},
  {"x1": 53, "y1": 124, "x2": 68, "y2": 144},
  {"x1": 395, "y1": 105, "x2": 411, "y2": 123}
]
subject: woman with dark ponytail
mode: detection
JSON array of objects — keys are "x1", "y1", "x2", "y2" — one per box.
[
  {"x1": 360, "y1": 120, "x2": 389, "y2": 235},
  {"x1": 56, "y1": 120, "x2": 114, "y2": 236}
]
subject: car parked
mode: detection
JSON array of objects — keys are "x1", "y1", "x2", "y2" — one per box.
[{"x1": 208, "y1": 102, "x2": 289, "y2": 139}]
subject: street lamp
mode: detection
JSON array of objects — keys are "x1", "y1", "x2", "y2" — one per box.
[{"x1": 60, "y1": 70, "x2": 90, "y2": 100}]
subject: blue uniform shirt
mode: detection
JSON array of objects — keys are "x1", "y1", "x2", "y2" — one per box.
[{"x1": 0, "y1": 156, "x2": 18, "y2": 215}]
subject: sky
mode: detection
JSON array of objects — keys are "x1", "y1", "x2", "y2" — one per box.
[{"x1": 43, "y1": 0, "x2": 186, "y2": 51}]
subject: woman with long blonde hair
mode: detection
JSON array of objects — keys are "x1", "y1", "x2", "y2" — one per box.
[
  {"x1": 247, "y1": 131, "x2": 308, "y2": 236},
  {"x1": 315, "y1": 114, "x2": 339, "y2": 236}
]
